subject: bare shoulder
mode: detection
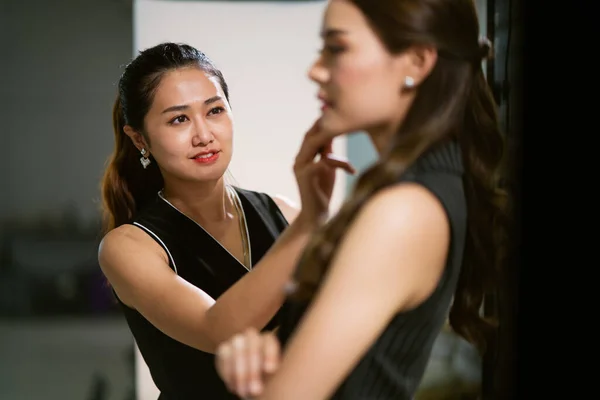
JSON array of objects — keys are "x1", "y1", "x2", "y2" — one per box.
[
  {"x1": 271, "y1": 194, "x2": 300, "y2": 224},
  {"x1": 98, "y1": 225, "x2": 169, "y2": 282},
  {"x1": 340, "y1": 182, "x2": 451, "y2": 310},
  {"x1": 355, "y1": 182, "x2": 449, "y2": 241},
  {"x1": 99, "y1": 224, "x2": 158, "y2": 260},
  {"x1": 100, "y1": 223, "x2": 145, "y2": 244}
]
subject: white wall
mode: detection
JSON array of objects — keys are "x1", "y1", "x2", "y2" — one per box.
[{"x1": 133, "y1": 1, "x2": 343, "y2": 398}]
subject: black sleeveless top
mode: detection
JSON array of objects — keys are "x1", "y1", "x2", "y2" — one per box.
[
  {"x1": 277, "y1": 141, "x2": 467, "y2": 399},
  {"x1": 118, "y1": 187, "x2": 288, "y2": 400}
]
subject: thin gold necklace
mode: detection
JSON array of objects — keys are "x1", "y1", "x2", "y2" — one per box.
[{"x1": 227, "y1": 186, "x2": 252, "y2": 271}]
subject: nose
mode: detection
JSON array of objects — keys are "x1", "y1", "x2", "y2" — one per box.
[
  {"x1": 307, "y1": 55, "x2": 329, "y2": 84},
  {"x1": 192, "y1": 120, "x2": 214, "y2": 147}
]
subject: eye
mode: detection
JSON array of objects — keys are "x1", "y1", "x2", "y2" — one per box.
[
  {"x1": 208, "y1": 106, "x2": 225, "y2": 116},
  {"x1": 319, "y1": 44, "x2": 345, "y2": 56},
  {"x1": 169, "y1": 115, "x2": 189, "y2": 125}
]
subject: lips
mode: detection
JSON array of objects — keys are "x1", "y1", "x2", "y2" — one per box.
[
  {"x1": 192, "y1": 150, "x2": 221, "y2": 164},
  {"x1": 317, "y1": 93, "x2": 334, "y2": 109},
  {"x1": 191, "y1": 150, "x2": 220, "y2": 159}
]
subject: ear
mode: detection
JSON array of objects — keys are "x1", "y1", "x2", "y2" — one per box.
[
  {"x1": 123, "y1": 125, "x2": 148, "y2": 153},
  {"x1": 393, "y1": 45, "x2": 438, "y2": 89}
]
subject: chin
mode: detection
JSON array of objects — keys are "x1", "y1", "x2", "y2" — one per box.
[
  {"x1": 187, "y1": 159, "x2": 230, "y2": 183},
  {"x1": 320, "y1": 113, "x2": 361, "y2": 136},
  {"x1": 191, "y1": 169, "x2": 227, "y2": 183}
]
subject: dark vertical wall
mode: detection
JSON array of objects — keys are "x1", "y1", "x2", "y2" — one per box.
[
  {"x1": 483, "y1": 0, "x2": 522, "y2": 397},
  {"x1": 0, "y1": 0, "x2": 133, "y2": 226}
]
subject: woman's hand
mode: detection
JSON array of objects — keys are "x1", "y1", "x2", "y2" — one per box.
[
  {"x1": 215, "y1": 328, "x2": 281, "y2": 398},
  {"x1": 294, "y1": 119, "x2": 355, "y2": 228}
]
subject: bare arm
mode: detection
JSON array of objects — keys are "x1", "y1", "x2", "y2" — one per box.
[
  {"x1": 272, "y1": 194, "x2": 300, "y2": 224},
  {"x1": 253, "y1": 183, "x2": 451, "y2": 400},
  {"x1": 99, "y1": 201, "x2": 308, "y2": 354}
]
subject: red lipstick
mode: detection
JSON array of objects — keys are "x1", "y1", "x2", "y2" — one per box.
[{"x1": 192, "y1": 150, "x2": 220, "y2": 164}]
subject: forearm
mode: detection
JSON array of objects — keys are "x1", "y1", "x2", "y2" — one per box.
[{"x1": 204, "y1": 217, "x2": 313, "y2": 345}]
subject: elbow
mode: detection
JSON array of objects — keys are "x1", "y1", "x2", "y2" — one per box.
[
  {"x1": 199, "y1": 309, "x2": 257, "y2": 354},
  {"x1": 187, "y1": 319, "x2": 219, "y2": 354},
  {"x1": 180, "y1": 327, "x2": 220, "y2": 354},
  {"x1": 194, "y1": 313, "x2": 231, "y2": 354},
  {"x1": 196, "y1": 339, "x2": 219, "y2": 354}
]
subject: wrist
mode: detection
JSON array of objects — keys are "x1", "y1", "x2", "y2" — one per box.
[{"x1": 292, "y1": 211, "x2": 326, "y2": 233}]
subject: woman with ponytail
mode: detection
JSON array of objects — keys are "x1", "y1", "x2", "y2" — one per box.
[
  {"x1": 99, "y1": 42, "x2": 354, "y2": 399},
  {"x1": 215, "y1": 0, "x2": 510, "y2": 399}
]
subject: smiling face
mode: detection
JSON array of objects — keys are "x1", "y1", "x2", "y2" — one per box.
[
  {"x1": 308, "y1": 0, "x2": 416, "y2": 138},
  {"x1": 127, "y1": 67, "x2": 234, "y2": 184}
]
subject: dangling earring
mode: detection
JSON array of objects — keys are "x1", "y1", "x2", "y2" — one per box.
[
  {"x1": 404, "y1": 76, "x2": 415, "y2": 89},
  {"x1": 140, "y1": 148, "x2": 151, "y2": 169}
]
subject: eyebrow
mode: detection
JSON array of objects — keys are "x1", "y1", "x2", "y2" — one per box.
[
  {"x1": 320, "y1": 28, "x2": 348, "y2": 39},
  {"x1": 161, "y1": 96, "x2": 223, "y2": 114}
]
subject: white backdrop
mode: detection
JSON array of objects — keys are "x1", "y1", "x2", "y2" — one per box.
[{"x1": 133, "y1": 1, "x2": 343, "y2": 398}]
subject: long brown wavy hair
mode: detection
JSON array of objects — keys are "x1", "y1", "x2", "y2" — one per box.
[
  {"x1": 100, "y1": 43, "x2": 230, "y2": 235},
  {"x1": 291, "y1": 0, "x2": 509, "y2": 357}
]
